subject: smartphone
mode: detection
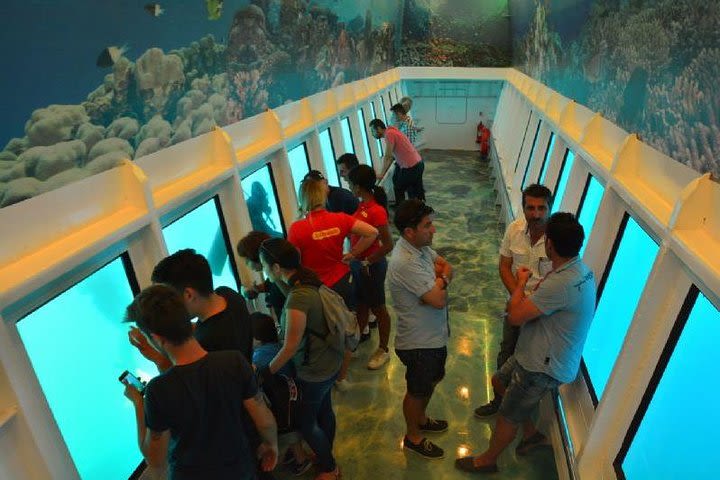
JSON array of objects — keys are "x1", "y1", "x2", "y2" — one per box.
[{"x1": 119, "y1": 370, "x2": 145, "y2": 394}]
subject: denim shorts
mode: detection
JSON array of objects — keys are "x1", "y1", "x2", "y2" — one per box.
[
  {"x1": 350, "y1": 258, "x2": 387, "y2": 308},
  {"x1": 395, "y1": 347, "x2": 447, "y2": 398},
  {"x1": 497, "y1": 356, "x2": 560, "y2": 424}
]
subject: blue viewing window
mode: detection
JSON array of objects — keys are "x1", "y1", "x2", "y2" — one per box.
[
  {"x1": 379, "y1": 96, "x2": 388, "y2": 123},
  {"x1": 551, "y1": 149, "x2": 576, "y2": 213},
  {"x1": 319, "y1": 128, "x2": 340, "y2": 187},
  {"x1": 389, "y1": 88, "x2": 395, "y2": 105},
  {"x1": 576, "y1": 175, "x2": 605, "y2": 257},
  {"x1": 619, "y1": 289, "x2": 720, "y2": 478},
  {"x1": 340, "y1": 117, "x2": 355, "y2": 154},
  {"x1": 513, "y1": 111, "x2": 534, "y2": 173},
  {"x1": 17, "y1": 256, "x2": 154, "y2": 480},
  {"x1": 163, "y1": 196, "x2": 240, "y2": 291},
  {"x1": 357, "y1": 109, "x2": 372, "y2": 166},
  {"x1": 287, "y1": 143, "x2": 311, "y2": 197},
  {"x1": 369, "y1": 101, "x2": 383, "y2": 155},
  {"x1": 241, "y1": 164, "x2": 285, "y2": 238},
  {"x1": 538, "y1": 132, "x2": 556, "y2": 185},
  {"x1": 520, "y1": 121, "x2": 542, "y2": 191},
  {"x1": 583, "y1": 215, "x2": 659, "y2": 401}
]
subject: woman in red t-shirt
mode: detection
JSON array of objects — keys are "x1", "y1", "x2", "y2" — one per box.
[{"x1": 347, "y1": 165, "x2": 395, "y2": 370}]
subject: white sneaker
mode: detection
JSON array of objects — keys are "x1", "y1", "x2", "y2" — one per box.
[
  {"x1": 334, "y1": 378, "x2": 350, "y2": 392},
  {"x1": 367, "y1": 348, "x2": 390, "y2": 370}
]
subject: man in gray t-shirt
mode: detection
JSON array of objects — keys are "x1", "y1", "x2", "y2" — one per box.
[
  {"x1": 388, "y1": 200, "x2": 453, "y2": 460},
  {"x1": 457, "y1": 212, "x2": 596, "y2": 475}
]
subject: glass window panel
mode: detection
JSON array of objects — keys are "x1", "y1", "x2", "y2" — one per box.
[
  {"x1": 551, "y1": 150, "x2": 576, "y2": 213},
  {"x1": 538, "y1": 132, "x2": 556, "y2": 185},
  {"x1": 163, "y1": 197, "x2": 239, "y2": 291},
  {"x1": 241, "y1": 165, "x2": 284, "y2": 238},
  {"x1": 319, "y1": 129, "x2": 340, "y2": 187},
  {"x1": 576, "y1": 176, "x2": 605, "y2": 256},
  {"x1": 389, "y1": 89, "x2": 395, "y2": 105},
  {"x1": 340, "y1": 117, "x2": 355, "y2": 154},
  {"x1": 357, "y1": 109, "x2": 372, "y2": 166},
  {"x1": 621, "y1": 291, "x2": 720, "y2": 478},
  {"x1": 287, "y1": 143, "x2": 310, "y2": 197},
  {"x1": 520, "y1": 121, "x2": 542, "y2": 191},
  {"x1": 514, "y1": 111, "x2": 534, "y2": 173},
  {"x1": 17, "y1": 257, "x2": 155, "y2": 480},
  {"x1": 379, "y1": 96, "x2": 388, "y2": 123},
  {"x1": 584, "y1": 216, "x2": 659, "y2": 399}
]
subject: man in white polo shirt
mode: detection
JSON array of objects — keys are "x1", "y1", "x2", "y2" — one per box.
[
  {"x1": 475, "y1": 184, "x2": 553, "y2": 417},
  {"x1": 370, "y1": 118, "x2": 425, "y2": 204}
]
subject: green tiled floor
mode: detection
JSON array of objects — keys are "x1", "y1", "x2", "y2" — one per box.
[{"x1": 277, "y1": 150, "x2": 559, "y2": 479}]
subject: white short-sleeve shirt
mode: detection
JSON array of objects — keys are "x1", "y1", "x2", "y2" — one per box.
[{"x1": 499, "y1": 217, "x2": 552, "y2": 293}]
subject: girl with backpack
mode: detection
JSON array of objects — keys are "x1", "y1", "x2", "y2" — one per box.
[{"x1": 258, "y1": 238, "x2": 345, "y2": 480}]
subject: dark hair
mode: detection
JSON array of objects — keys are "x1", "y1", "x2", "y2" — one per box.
[
  {"x1": 336, "y1": 153, "x2": 359, "y2": 169},
  {"x1": 303, "y1": 170, "x2": 325, "y2": 182},
  {"x1": 152, "y1": 249, "x2": 213, "y2": 296},
  {"x1": 237, "y1": 231, "x2": 271, "y2": 262},
  {"x1": 259, "y1": 238, "x2": 321, "y2": 285},
  {"x1": 348, "y1": 165, "x2": 388, "y2": 211},
  {"x1": 522, "y1": 184, "x2": 553, "y2": 209},
  {"x1": 251, "y1": 312, "x2": 279, "y2": 344},
  {"x1": 390, "y1": 103, "x2": 406, "y2": 115},
  {"x1": 545, "y1": 212, "x2": 584, "y2": 258},
  {"x1": 394, "y1": 199, "x2": 435, "y2": 233},
  {"x1": 369, "y1": 119, "x2": 386, "y2": 130},
  {"x1": 125, "y1": 284, "x2": 193, "y2": 346}
]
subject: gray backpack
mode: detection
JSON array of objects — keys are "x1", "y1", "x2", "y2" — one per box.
[{"x1": 305, "y1": 285, "x2": 360, "y2": 355}]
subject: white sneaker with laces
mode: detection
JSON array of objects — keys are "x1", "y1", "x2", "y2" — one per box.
[{"x1": 367, "y1": 348, "x2": 390, "y2": 370}]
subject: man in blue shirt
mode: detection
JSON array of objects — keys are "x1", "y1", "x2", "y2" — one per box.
[
  {"x1": 387, "y1": 199, "x2": 454, "y2": 460},
  {"x1": 456, "y1": 213, "x2": 596, "y2": 474},
  {"x1": 303, "y1": 169, "x2": 358, "y2": 215}
]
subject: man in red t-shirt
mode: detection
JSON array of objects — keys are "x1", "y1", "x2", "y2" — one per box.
[{"x1": 370, "y1": 118, "x2": 425, "y2": 204}]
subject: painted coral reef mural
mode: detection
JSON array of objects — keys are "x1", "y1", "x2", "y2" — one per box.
[
  {"x1": 511, "y1": 0, "x2": 720, "y2": 177},
  {"x1": 0, "y1": 0, "x2": 513, "y2": 209}
]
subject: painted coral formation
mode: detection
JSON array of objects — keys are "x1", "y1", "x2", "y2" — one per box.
[{"x1": 515, "y1": 0, "x2": 720, "y2": 177}]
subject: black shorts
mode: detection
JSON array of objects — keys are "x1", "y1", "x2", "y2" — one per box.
[
  {"x1": 331, "y1": 271, "x2": 356, "y2": 312},
  {"x1": 395, "y1": 347, "x2": 447, "y2": 398},
  {"x1": 350, "y1": 258, "x2": 387, "y2": 308}
]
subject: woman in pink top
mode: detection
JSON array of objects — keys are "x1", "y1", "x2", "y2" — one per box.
[{"x1": 347, "y1": 165, "x2": 394, "y2": 370}]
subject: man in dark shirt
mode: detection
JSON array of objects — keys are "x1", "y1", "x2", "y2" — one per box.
[
  {"x1": 303, "y1": 169, "x2": 358, "y2": 215},
  {"x1": 236, "y1": 231, "x2": 286, "y2": 319},
  {"x1": 129, "y1": 249, "x2": 253, "y2": 371},
  {"x1": 122, "y1": 284, "x2": 277, "y2": 480}
]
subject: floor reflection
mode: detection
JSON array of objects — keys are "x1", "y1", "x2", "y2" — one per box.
[{"x1": 276, "y1": 150, "x2": 558, "y2": 479}]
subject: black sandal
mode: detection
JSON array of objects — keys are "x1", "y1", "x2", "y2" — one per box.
[{"x1": 454, "y1": 456, "x2": 498, "y2": 473}]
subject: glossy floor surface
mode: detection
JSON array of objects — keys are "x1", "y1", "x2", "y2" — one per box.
[{"x1": 277, "y1": 150, "x2": 559, "y2": 479}]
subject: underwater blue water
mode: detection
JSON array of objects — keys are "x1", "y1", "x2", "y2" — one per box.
[
  {"x1": 538, "y1": 132, "x2": 556, "y2": 185},
  {"x1": 551, "y1": 150, "x2": 576, "y2": 213},
  {"x1": 584, "y1": 216, "x2": 659, "y2": 400},
  {"x1": 162, "y1": 197, "x2": 239, "y2": 291},
  {"x1": 319, "y1": 129, "x2": 340, "y2": 187},
  {"x1": 241, "y1": 165, "x2": 285, "y2": 238},
  {"x1": 520, "y1": 120, "x2": 541, "y2": 191},
  {"x1": 16, "y1": 256, "x2": 157, "y2": 480},
  {"x1": 287, "y1": 143, "x2": 310, "y2": 198},
  {"x1": 577, "y1": 175, "x2": 604, "y2": 257},
  {"x1": 622, "y1": 291, "x2": 720, "y2": 478},
  {"x1": 357, "y1": 109, "x2": 373, "y2": 167},
  {"x1": 340, "y1": 117, "x2": 355, "y2": 154}
]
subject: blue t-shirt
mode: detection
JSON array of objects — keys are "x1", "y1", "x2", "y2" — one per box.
[
  {"x1": 515, "y1": 257, "x2": 596, "y2": 383},
  {"x1": 327, "y1": 186, "x2": 359, "y2": 215},
  {"x1": 252, "y1": 343, "x2": 295, "y2": 377},
  {"x1": 387, "y1": 237, "x2": 449, "y2": 350}
]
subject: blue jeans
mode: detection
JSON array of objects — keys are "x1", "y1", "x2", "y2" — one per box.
[{"x1": 297, "y1": 373, "x2": 338, "y2": 472}]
